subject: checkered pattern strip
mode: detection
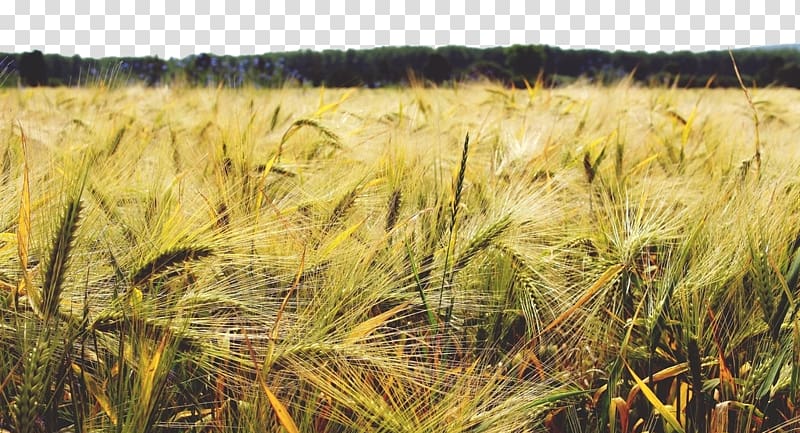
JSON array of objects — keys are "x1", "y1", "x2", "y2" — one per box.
[{"x1": 1, "y1": 0, "x2": 798, "y2": 58}]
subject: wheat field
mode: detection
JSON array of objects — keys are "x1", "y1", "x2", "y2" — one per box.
[{"x1": 1, "y1": 80, "x2": 800, "y2": 433}]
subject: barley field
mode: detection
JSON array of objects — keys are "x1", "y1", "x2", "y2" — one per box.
[{"x1": 1, "y1": 80, "x2": 800, "y2": 433}]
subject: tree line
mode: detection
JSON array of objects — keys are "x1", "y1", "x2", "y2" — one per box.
[{"x1": 3, "y1": 44, "x2": 800, "y2": 88}]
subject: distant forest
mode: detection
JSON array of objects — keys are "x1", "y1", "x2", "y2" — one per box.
[{"x1": 3, "y1": 45, "x2": 800, "y2": 88}]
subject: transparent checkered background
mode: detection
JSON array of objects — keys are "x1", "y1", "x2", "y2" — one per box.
[{"x1": 1, "y1": 0, "x2": 798, "y2": 58}]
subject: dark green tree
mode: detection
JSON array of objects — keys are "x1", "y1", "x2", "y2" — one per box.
[
  {"x1": 141, "y1": 56, "x2": 166, "y2": 86},
  {"x1": 467, "y1": 60, "x2": 512, "y2": 83},
  {"x1": 776, "y1": 63, "x2": 800, "y2": 88},
  {"x1": 505, "y1": 45, "x2": 545, "y2": 81},
  {"x1": 19, "y1": 50, "x2": 48, "y2": 86},
  {"x1": 436, "y1": 46, "x2": 476, "y2": 78},
  {"x1": 44, "y1": 53, "x2": 66, "y2": 85},
  {"x1": 423, "y1": 52, "x2": 452, "y2": 83},
  {"x1": 187, "y1": 53, "x2": 212, "y2": 85},
  {"x1": 756, "y1": 55, "x2": 786, "y2": 86}
]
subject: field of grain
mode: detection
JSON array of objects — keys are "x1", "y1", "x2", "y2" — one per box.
[{"x1": 1, "y1": 81, "x2": 800, "y2": 433}]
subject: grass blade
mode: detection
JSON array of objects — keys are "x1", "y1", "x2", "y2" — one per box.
[
  {"x1": 345, "y1": 302, "x2": 410, "y2": 345},
  {"x1": 543, "y1": 263, "x2": 624, "y2": 333},
  {"x1": 71, "y1": 363, "x2": 118, "y2": 425},
  {"x1": 318, "y1": 218, "x2": 365, "y2": 261},
  {"x1": 242, "y1": 331, "x2": 300, "y2": 433},
  {"x1": 261, "y1": 383, "x2": 301, "y2": 433},
  {"x1": 16, "y1": 123, "x2": 32, "y2": 308},
  {"x1": 626, "y1": 360, "x2": 686, "y2": 433},
  {"x1": 405, "y1": 240, "x2": 437, "y2": 327},
  {"x1": 770, "y1": 241, "x2": 800, "y2": 340}
]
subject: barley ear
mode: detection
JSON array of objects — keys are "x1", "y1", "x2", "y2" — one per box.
[
  {"x1": 41, "y1": 197, "x2": 83, "y2": 321},
  {"x1": 41, "y1": 164, "x2": 89, "y2": 322},
  {"x1": 452, "y1": 214, "x2": 512, "y2": 273},
  {"x1": 729, "y1": 50, "x2": 761, "y2": 178},
  {"x1": 438, "y1": 132, "x2": 470, "y2": 322},
  {"x1": 385, "y1": 189, "x2": 402, "y2": 234},
  {"x1": 16, "y1": 123, "x2": 32, "y2": 311},
  {"x1": 14, "y1": 333, "x2": 53, "y2": 433},
  {"x1": 130, "y1": 246, "x2": 213, "y2": 289}
]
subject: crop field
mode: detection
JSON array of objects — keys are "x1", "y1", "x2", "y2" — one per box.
[{"x1": 1, "y1": 79, "x2": 800, "y2": 433}]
